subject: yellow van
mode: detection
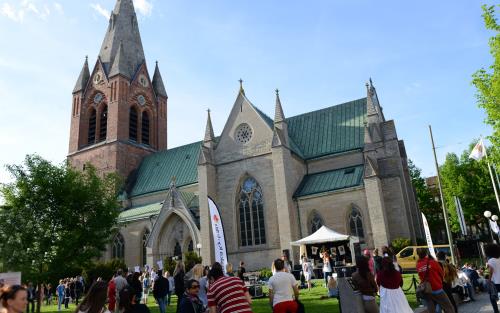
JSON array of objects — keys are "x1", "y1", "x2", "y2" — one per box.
[{"x1": 395, "y1": 245, "x2": 452, "y2": 271}]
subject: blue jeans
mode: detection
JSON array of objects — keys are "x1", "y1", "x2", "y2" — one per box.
[
  {"x1": 57, "y1": 295, "x2": 63, "y2": 311},
  {"x1": 156, "y1": 297, "x2": 166, "y2": 313},
  {"x1": 167, "y1": 292, "x2": 172, "y2": 305}
]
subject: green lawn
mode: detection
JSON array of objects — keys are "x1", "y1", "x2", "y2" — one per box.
[{"x1": 41, "y1": 275, "x2": 420, "y2": 313}]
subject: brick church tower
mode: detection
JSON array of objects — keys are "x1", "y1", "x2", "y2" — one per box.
[{"x1": 68, "y1": 0, "x2": 167, "y2": 178}]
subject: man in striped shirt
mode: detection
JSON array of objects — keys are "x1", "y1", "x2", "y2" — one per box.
[{"x1": 207, "y1": 262, "x2": 253, "y2": 313}]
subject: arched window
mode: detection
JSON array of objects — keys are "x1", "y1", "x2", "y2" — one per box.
[
  {"x1": 141, "y1": 111, "x2": 150, "y2": 145},
  {"x1": 99, "y1": 105, "x2": 108, "y2": 142},
  {"x1": 129, "y1": 107, "x2": 138, "y2": 141},
  {"x1": 349, "y1": 207, "x2": 364, "y2": 239},
  {"x1": 238, "y1": 177, "x2": 266, "y2": 246},
  {"x1": 174, "y1": 242, "x2": 182, "y2": 258},
  {"x1": 310, "y1": 212, "x2": 324, "y2": 234},
  {"x1": 112, "y1": 233, "x2": 125, "y2": 260},
  {"x1": 142, "y1": 229, "x2": 150, "y2": 266},
  {"x1": 88, "y1": 108, "x2": 96, "y2": 144}
]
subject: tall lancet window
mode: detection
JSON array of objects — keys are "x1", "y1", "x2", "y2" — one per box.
[
  {"x1": 142, "y1": 229, "x2": 150, "y2": 266},
  {"x1": 112, "y1": 233, "x2": 125, "y2": 260},
  {"x1": 141, "y1": 111, "x2": 150, "y2": 145},
  {"x1": 129, "y1": 107, "x2": 138, "y2": 141},
  {"x1": 238, "y1": 177, "x2": 266, "y2": 246},
  {"x1": 309, "y1": 211, "x2": 324, "y2": 234},
  {"x1": 349, "y1": 207, "x2": 365, "y2": 240},
  {"x1": 99, "y1": 105, "x2": 108, "y2": 142},
  {"x1": 88, "y1": 108, "x2": 97, "y2": 144}
]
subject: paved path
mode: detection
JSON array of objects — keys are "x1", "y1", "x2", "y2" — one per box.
[
  {"x1": 455, "y1": 292, "x2": 493, "y2": 313},
  {"x1": 413, "y1": 292, "x2": 494, "y2": 313}
]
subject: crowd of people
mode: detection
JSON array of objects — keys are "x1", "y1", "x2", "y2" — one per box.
[{"x1": 3, "y1": 244, "x2": 500, "y2": 313}]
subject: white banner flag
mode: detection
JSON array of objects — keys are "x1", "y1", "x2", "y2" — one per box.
[
  {"x1": 208, "y1": 197, "x2": 228, "y2": 273},
  {"x1": 454, "y1": 196, "x2": 467, "y2": 236},
  {"x1": 469, "y1": 138, "x2": 486, "y2": 160},
  {"x1": 422, "y1": 213, "x2": 437, "y2": 259},
  {"x1": 490, "y1": 219, "x2": 500, "y2": 234}
]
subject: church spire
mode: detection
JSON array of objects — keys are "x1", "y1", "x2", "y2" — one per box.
[
  {"x1": 204, "y1": 109, "x2": 215, "y2": 144},
  {"x1": 98, "y1": 0, "x2": 145, "y2": 79},
  {"x1": 274, "y1": 89, "x2": 285, "y2": 123},
  {"x1": 73, "y1": 56, "x2": 90, "y2": 93},
  {"x1": 152, "y1": 61, "x2": 168, "y2": 98}
]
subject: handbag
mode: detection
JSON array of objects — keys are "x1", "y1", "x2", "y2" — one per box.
[{"x1": 416, "y1": 258, "x2": 433, "y2": 298}]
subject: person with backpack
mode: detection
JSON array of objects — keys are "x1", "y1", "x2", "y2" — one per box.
[
  {"x1": 141, "y1": 273, "x2": 150, "y2": 304},
  {"x1": 416, "y1": 248, "x2": 455, "y2": 313}
]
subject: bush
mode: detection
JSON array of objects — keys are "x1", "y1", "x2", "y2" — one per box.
[
  {"x1": 258, "y1": 268, "x2": 273, "y2": 280},
  {"x1": 82, "y1": 259, "x2": 126, "y2": 285},
  {"x1": 184, "y1": 251, "x2": 202, "y2": 272},
  {"x1": 391, "y1": 237, "x2": 412, "y2": 254},
  {"x1": 163, "y1": 257, "x2": 177, "y2": 275}
]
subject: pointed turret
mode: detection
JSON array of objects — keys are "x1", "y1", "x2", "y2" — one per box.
[
  {"x1": 73, "y1": 56, "x2": 90, "y2": 93},
  {"x1": 99, "y1": 0, "x2": 145, "y2": 79},
  {"x1": 108, "y1": 41, "x2": 128, "y2": 77},
  {"x1": 274, "y1": 89, "x2": 285, "y2": 123},
  {"x1": 366, "y1": 78, "x2": 385, "y2": 124},
  {"x1": 152, "y1": 61, "x2": 168, "y2": 98},
  {"x1": 204, "y1": 109, "x2": 215, "y2": 144}
]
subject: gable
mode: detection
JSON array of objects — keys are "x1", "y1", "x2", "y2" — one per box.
[
  {"x1": 287, "y1": 98, "x2": 367, "y2": 160},
  {"x1": 129, "y1": 141, "x2": 201, "y2": 197},
  {"x1": 214, "y1": 93, "x2": 275, "y2": 163}
]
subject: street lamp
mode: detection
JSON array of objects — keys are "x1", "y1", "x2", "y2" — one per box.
[
  {"x1": 196, "y1": 243, "x2": 202, "y2": 256},
  {"x1": 484, "y1": 210, "x2": 497, "y2": 243}
]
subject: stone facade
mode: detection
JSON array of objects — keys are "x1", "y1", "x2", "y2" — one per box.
[{"x1": 69, "y1": 0, "x2": 423, "y2": 270}]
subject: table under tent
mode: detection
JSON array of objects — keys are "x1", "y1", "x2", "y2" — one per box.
[{"x1": 291, "y1": 226, "x2": 361, "y2": 279}]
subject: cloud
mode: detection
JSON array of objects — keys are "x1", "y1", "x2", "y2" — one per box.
[
  {"x1": 1, "y1": 3, "x2": 25, "y2": 22},
  {"x1": 133, "y1": 0, "x2": 153, "y2": 16},
  {"x1": 90, "y1": 3, "x2": 110, "y2": 20},
  {"x1": 53, "y1": 2, "x2": 63, "y2": 15},
  {"x1": 0, "y1": 1, "x2": 53, "y2": 22}
]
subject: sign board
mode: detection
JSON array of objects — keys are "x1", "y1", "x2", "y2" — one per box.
[{"x1": 0, "y1": 272, "x2": 21, "y2": 285}]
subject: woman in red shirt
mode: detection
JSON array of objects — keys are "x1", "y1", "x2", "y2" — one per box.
[
  {"x1": 376, "y1": 257, "x2": 412, "y2": 313},
  {"x1": 416, "y1": 248, "x2": 455, "y2": 313}
]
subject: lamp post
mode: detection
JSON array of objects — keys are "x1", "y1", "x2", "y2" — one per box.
[
  {"x1": 196, "y1": 243, "x2": 202, "y2": 256},
  {"x1": 484, "y1": 210, "x2": 498, "y2": 243}
]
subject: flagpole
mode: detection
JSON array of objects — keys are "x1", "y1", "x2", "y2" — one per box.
[
  {"x1": 429, "y1": 125, "x2": 456, "y2": 265},
  {"x1": 483, "y1": 142, "x2": 500, "y2": 213}
]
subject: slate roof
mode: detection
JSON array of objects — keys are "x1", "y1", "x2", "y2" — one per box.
[
  {"x1": 287, "y1": 98, "x2": 367, "y2": 160},
  {"x1": 127, "y1": 98, "x2": 367, "y2": 198},
  {"x1": 73, "y1": 57, "x2": 90, "y2": 93},
  {"x1": 294, "y1": 165, "x2": 365, "y2": 198},
  {"x1": 98, "y1": 0, "x2": 145, "y2": 79},
  {"x1": 152, "y1": 63, "x2": 168, "y2": 98},
  {"x1": 118, "y1": 202, "x2": 162, "y2": 223},
  {"x1": 129, "y1": 142, "x2": 201, "y2": 197}
]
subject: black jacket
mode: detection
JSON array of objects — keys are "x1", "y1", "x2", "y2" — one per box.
[
  {"x1": 174, "y1": 272, "x2": 185, "y2": 297},
  {"x1": 152, "y1": 276, "x2": 169, "y2": 299}
]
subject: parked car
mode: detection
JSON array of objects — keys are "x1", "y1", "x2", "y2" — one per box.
[{"x1": 396, "y1": 245, "x2": 452, "y2": 271}]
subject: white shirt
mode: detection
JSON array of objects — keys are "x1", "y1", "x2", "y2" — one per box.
[
  {"x1": 268, "y1": 271, "x2": 297, "y2": 306},
  {"x1": 488, "y1": 257, "x2": 500, "y2": 284}
]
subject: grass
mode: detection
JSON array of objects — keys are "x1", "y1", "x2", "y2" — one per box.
[{"x1": 41, "y1": 275, "x2": 420, "y2": 313}]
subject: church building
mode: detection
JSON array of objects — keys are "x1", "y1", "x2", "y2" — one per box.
[{"x1": 68, "y1": 0, "x2": 423, "y2": 269}]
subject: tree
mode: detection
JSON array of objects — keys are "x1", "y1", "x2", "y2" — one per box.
[
  {"x1": 472, "y1": 5, "x2": 500, "y2": 165},
  {"x1": 0, "y1": 155, "x2": 121, "y2": 313},
  {"x1": 439, "y1": 143, "x2": 497, "y2": 235}
]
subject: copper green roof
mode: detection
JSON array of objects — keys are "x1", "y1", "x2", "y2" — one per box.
[
  {"x1": 287, "y1": 98, "x2": 367, "y2": 159},
  {"x1": 118, "y1": 202, "x2": 162, "y2": 223},
  {"x1": 294, "y1": 165, "x2": 364, "y2": 198},
  {"x1": 129, "y1": 142, "x2": 201, "y2": 197}
]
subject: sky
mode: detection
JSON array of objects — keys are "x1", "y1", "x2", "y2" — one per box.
[{"x1": 0, "y1": 0, "x2": 496, "y2": 185}]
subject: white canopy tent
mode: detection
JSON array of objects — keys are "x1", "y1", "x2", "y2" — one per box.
[{"x1": 291, "y1": 226, "x2": 359, "y2": 265}]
